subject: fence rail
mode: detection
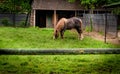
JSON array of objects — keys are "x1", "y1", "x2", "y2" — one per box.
[{"x1": 0, "y1": 49, "x2": 120, "y2": 55}]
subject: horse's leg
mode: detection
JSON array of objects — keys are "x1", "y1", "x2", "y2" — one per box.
[
  {"x1": 76, "y1": 28, "x2": 83, "y2": 40},
  {"x1": 60, "y1": 30, "x2": 65, "y2": 39},
  {"x1": 80, "y1": 33, "x2": 84, "y2": 40}
]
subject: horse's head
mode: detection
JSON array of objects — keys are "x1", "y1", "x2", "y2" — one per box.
[
  {"x1": 53, "y1": 29, "x2": 59, "y2": 39},
  {"x1": 53, "y1": 18, "x2": 67, "y2": 39}
]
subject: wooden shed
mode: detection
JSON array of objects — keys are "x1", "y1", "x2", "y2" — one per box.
[{"x1": 30, "y1": 0, "x2": 85, "y2": 28}]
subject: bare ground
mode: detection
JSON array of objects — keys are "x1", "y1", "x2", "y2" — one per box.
[{"x1": 83, "y1": 31, "x2": 120, "y2": 45}]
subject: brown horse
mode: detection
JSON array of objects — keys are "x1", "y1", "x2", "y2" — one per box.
[{"x1": 53, "y1": 17, "x2": 83, "y2": 40}]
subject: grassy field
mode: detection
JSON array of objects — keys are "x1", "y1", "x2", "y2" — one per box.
[
  {"x1": 0, "y1": 54, "x2": 120, "y2": 74},
  {"x1": 0, "y1": 27, "x2": 120, "y2": 74},
  {"x1": 0, "y1": 27, "x2": 119, "y2": 48}
]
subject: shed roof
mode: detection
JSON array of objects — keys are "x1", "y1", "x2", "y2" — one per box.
[{"x1": 32, "y1": 0, "x2": 83, "y2": 10}]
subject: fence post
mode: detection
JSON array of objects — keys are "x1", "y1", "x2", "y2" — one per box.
[
  {"x1": 105, "y1": 9, "x2": 107, "y2": 43},
  {"x1": 90, "y1": 15, "x2": 93, "y2": 32},
  {"x1": 53, "y1": 10, "x2": 57, "y2": 28}
]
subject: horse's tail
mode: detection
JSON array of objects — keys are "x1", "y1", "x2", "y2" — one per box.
[{"x1": 78, "y1": 18, "x2": 83, "y2": 33}]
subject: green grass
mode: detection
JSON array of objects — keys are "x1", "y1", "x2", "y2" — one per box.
[
  {"x1": 0, "y1": 27, "x2": 119, "y2": 48},
  {"x1": 0, "y1": 27, "x2": 119, "y2": 74},
  {"x1": 0, "y1": 54, "x2": 120, "y2": 74}
]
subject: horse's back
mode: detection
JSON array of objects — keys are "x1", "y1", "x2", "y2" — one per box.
[
  {"x1": 70, "y1": 17, "x2": 82, "y2": 23},
  {"x1": 65, "y1": 17, "x2": 82, "y2": 29}
]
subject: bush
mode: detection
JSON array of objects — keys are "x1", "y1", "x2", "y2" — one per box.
[
  {"x1": 85, "y1": 17, "x2": 93, "y2": 32},
  {"x1": 1, "y1": 18, "x2": 12, "y2": 26},
  {"x1": 85, "y1": 26, "x2": 91, "y2": 32},
  {"x1": 118, "y1": 25, "x2": 120, "y2": 30},
  {"x1": 18, "y1": 21, "x2": 25, "y2": 27}
]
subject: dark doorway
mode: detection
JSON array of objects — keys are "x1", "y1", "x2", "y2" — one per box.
[
  {"x1": 36, "y1": 10, "x2": 46, "y2": 28},
  {"x1": 36, "y1": 10, "x2": 75, "y2": 28},
  {"x1": 57, "y1": 10, "x2": 75, "y2": 20}
]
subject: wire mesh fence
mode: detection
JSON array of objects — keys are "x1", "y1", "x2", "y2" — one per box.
[
  {"x1": 83, "y1": 14, "x2": 117, "y2": 37},
  {"x1": 0, "y1": 13, "x2": 28, "y2": 27}
]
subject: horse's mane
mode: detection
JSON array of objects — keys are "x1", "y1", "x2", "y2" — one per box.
[{"x1": 55, "y1": 18, "x2": 67, "y2": 31}]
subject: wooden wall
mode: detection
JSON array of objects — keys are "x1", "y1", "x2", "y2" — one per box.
[{"x1": 32, "y1": 0, "x2": 83, "y2": 10}]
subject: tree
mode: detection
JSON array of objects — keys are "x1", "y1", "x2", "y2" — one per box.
[
  {"x1": 0, "y1": 0, "x2": 32, "y2": 27},
  {"x1": 0, "y1": 0, "x2": 31, "y2": 13},
  {"x1": 112, "y1": 7, "x2": 120, "y2": 15},
  {"x1": 68, "y1": 0, "x2": 102, "y2": 13},
  {"x1": 81, "y1": 0, "x2": 99, "y2": 13},
  {"x1": 68, "y1": 0, "x2": 120, "y2": 14},
  {"x1": 105, "y1": 1, "x2": 120, "y2": 15}
]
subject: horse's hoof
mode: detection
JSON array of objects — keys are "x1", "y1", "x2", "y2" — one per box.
[
  {"x1": 53, "y1": 36, "x2": 56, "y2": 40},
  {"x1": 80, "y1": 34, "x2": 84, "y2": 40},
  {"x1": 78, "y1": 38, "x2": 82, "y2": 40},
  {"x1": 80, "y1": 38, "x2": 83, "y2": 40}
]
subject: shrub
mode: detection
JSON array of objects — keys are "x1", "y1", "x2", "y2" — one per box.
[
  {"x1": 85, "y1": 26, "x2": 91, "y2": 32},
  {"x1": 1, "y1": 18, "x2": 12, "y2": 26},
  {"x1": 85, "y1": 17, "x2": 93, "y2": 32},
  {"x1": 18, "y1": 21, "x2": 25, "y2": 27},
  {"x1": 118, "y1": 25, "x2": 120, "y2": 30}
]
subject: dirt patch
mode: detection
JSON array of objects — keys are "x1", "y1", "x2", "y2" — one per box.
[{"x1": 84, "y1": 31, "x2": 120, "y2": 45}]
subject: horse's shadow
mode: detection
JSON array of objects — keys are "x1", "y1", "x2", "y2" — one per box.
[{"x1": 63, "y1": 37, "x2": 77, "y2": 40}]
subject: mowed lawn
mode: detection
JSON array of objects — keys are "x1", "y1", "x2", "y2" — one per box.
[
  {"x1": 0, "y1": 27, "x2": 119, "y2": 48},
  {"x1": 0, "y1": 54, "x2": 120, "y2": 74}
]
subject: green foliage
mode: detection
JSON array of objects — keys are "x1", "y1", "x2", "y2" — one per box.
[
  {"x1": 118, "y1": 25, "x2": 120, "y2": 30},
  {"x1": 90, "y1": 17, "x2": 93, "y2": 31},
  {"x1": 107, "y1": 0, "x2": 120, "y2": 4},
  {"x1": 1, "y1": 18, "x2": 12, "y2": 26},
  {"x1": 0, "y1": 0, "x2": 31, "y2": 13},
  {"x1": 68, "y1": 0, "x2": 76, "y2": 3},
  {"x1": 85, "y1": 17, "x2": 93, "y2": 32},
  {"x1": 67, "y1": 0, "x2": 120, "y2": 11},
  {"x1": 17, "y1": 21, "x2": 26, "y2": 27},
  {"x1": 80, "y1": 0, "x2": 98, "y2": 9},
  {"x1": 85, "y1": 26, "x2": 91, "y2": 32},
  {"x1": 112, "y1": 7, "x2": 120, "y2": 15}
]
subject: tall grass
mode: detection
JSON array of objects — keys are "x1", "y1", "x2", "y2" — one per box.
[{"x1": 0, "y1": 27, "x2": 119, "y2": 48}]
